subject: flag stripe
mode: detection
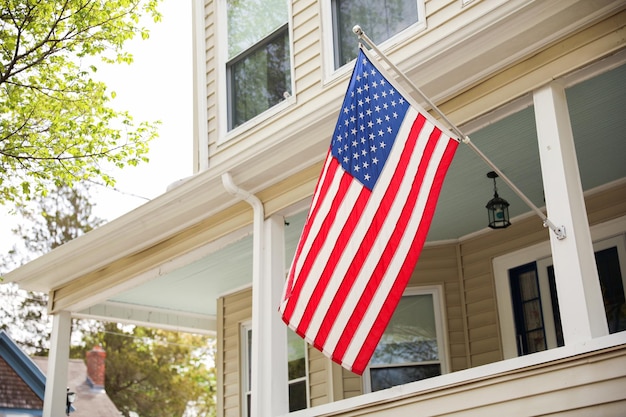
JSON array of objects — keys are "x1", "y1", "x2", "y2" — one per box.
[{"x1": 330, "y1": 120, "x2": 445, "y2": 367}]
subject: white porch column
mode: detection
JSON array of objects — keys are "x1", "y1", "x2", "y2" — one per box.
[
  {"x1": 251, "y1": 214, "x2": 289, "y2": 417},
  {"x1": 533, "y1": 81, "x2": 609, "y2": 343},
  {"x1": 43, "y1": 310, "x2": 72, "y2": 417},
  {"x1": 262, "y1": 215, "x2": 289, "y2": 416}
]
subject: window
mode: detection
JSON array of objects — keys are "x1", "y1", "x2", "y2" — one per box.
[
  {"x1": 364, "y1": 287, "x2": 447, "y2": 392},
  {"x1": 330, "y1": 0, "x2": 423, "y2": 69},
  {"x1": 505, "y1": 234, "x2": 626, "y2": 356},
  {"x1": 240, "y1": 322, "x2": 253, "y2": 417},
  {"x1": 509, "y1": 262, "x2": 563, "y2": 355},
  {"x1": 241, "y1": 324, "x2": 309, "y2": 414},
  {"x1": 226, "y1": 0, "x2": 292, "y2": 130},
  {"x1": 287, "y1": 329, "x2": 309, "y2": 411}
]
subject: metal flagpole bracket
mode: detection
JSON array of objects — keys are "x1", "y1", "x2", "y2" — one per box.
[{"x1": 543, "y1": 219, "x2": 567, "y2": 240}]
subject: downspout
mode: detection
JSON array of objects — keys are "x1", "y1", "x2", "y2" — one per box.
[{"x1": 221, "y1": 172, "x2": 266, "y2": 416}]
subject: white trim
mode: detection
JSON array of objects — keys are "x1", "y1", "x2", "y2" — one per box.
[
  {"x1": 240, "y1": 321, "x2": 253, "y2": 417},
  {"x1": 192, "y1": 0, "x2": 209, "y2": 172},
  {"x1": 287, "y1": 328, "x2": 311, "y2": 411},
  {"x1": 494, "y1": 215, "x2": 626, "y2": 359}
]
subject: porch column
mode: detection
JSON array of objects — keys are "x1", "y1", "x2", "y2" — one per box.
[
  {"x1": 533, "y1": 81, "x2": 609, "y2": 343},
  {"x1": 259, "y1": 214, "x2": 289, "y2": 416},
  {"x1": 43, "y1": 310, "x2": 72, "y2": 417}
]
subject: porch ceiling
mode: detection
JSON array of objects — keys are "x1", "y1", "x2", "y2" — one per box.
[{"x1": 82, "y1": 60, "x2": 626, "y2": 332}]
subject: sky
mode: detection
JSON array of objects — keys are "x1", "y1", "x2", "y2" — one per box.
[{"x1": 1, "y1": 0, "x2": 193, "y2": 254}]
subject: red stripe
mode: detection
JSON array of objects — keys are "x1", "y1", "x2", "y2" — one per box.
[
  {"x1": 282, "y1": 161, "x2": 353, "y2": 327},
  {"x1": 332, "y1": 121, "x2": 443, "y2": 366},
  {"x1": 312, "y1": 113, "x2": 428, "y2": 351},
  {"x1": 350, "y1": 138, "x2": 458, "y2": 374}
]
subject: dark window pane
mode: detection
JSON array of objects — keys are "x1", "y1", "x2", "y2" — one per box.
[
  {"x1": 228, "y1": 26, "x2": 291, "y2": 129},
  {"x1": 509, "y1": 262, "x2": 547, "y2": 355},
  {"x1": 526, "y1": 329, "x2": 546, "y2": 354},
  {"x1": 371, "y1": 364, "x2": 440, "y2": 392},
  {"x1": 595, "y1": 247, "x2": 626, "y2": 333},
  {"x1": 333, "y1": 0, "x2": 418, "y2": 68},
  {"x1": 288, "y1": 358, "x2": 306, "y2": 380},
  {"x1": 288, "y1": 380, "x2": 307, "y2": 411},
  {"x1": 547, "y1": 266, "x2": 564, "y2": 347}
]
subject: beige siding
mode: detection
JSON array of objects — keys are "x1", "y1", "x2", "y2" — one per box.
[
  {"x1": 308, "y1": 347, "x2": 329, "y2": 407},
  {"x1": 204, "y1": 0, "x2": 218, "y2": 150},
  {"x1": 292, "y1": 0, "x2": 322, "y2": 101},
  {"x1": 218, "y1": 287, "x2": 252, "y2": 417}
]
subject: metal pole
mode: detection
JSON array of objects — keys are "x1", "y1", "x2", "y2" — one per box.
[{"x1": 353, "y1": 25, "x2": 566, "y2": 239}]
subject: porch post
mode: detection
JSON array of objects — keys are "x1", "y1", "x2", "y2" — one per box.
[
  {"x1": 261, "y1": 214, "x2": 289, "y2": 416},
  {"x1": 533, "y1": 81, "x2": 609, "y2": 343},
  {"x1": 43, "y1": 310, "x2": 72, "y2": 417}
]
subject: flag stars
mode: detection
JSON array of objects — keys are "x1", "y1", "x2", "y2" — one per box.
[{"x1": 331, "y1": 51, "x2": 410, "y2": 189}]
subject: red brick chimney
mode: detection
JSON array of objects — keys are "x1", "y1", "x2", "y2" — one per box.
[{"x1": 86, "y1": 345, "x2": 106, "y2": 390}]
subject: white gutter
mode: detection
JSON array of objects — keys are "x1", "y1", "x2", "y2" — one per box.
[{"x1": 221, "y1": 172, "x2": 270, "y2": 417}]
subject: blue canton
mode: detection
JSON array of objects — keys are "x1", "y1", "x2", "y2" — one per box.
[{"x1": 330, "y1": 50, "x2": 410, "y2": 191}]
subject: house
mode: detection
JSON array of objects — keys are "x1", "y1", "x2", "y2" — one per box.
[
  {"x1": 0, "y1": 332, "x2": 119, "y2": 416},
  {"x1": 4, "y1": 0, "x2": 626, "y2": 416}
]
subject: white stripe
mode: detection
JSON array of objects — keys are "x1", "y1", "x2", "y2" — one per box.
[
  {"x1": 342, "y1": 134, "x2": 451, "y2": 367},
  {"x1": 303, "y1": 107, "x2": 420, "y2": 344}
]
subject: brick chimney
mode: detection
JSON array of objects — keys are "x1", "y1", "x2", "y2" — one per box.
[{"x1": 86, "y1": 345, "x2": 106, "y2": 390}]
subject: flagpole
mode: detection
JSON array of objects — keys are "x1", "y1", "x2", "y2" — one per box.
[{"x1": 353, "y1": 25, "x2": 566, "y2": 240}]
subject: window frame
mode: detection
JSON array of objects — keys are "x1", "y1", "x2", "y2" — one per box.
[
  {"x1": 287, "y1": 328, "x2": 310, "y2": 411},
  {"x1": 320, "y1": 0, "x2": 427, "y2": 81},
  {"x1": 494, "y1": 215, "x2": 626, "y2": 359},
  {"x1": 362, "y1": 285, "x2": 449, "y2": 393},
  {"x1": 217, "y1": 0, "x2": 296, "y2": 142},
  {"x1": 240, "y1": 321, "x2": 253, "y2": 417}
]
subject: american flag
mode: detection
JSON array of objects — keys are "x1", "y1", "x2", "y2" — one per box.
[{"x1": 279, "y1": 47, "x2": 459, "y2": 375}]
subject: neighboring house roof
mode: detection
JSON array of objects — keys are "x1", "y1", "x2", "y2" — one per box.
[
  {"x1": 0, "y1": 330, "x2": 45, "y2": 413},
  {"x1": 0, "y1": 331, "x2": 120, "y2": 417},
  {"x1": 32, "y1": 356, "x2": 121, "y2": 417}
]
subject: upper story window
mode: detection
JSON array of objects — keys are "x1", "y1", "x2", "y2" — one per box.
[
  {"x1": 330, "y1": 0, "x2": 422, "y2": 69},
  {"x1": 226, "y1": 0, "x2": 292, "y2": 130},
  {"x1": 364, "y1": 286, "x2": 447, "y2": 392}
]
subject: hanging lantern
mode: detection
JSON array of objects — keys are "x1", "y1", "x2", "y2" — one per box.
[{"x1": 486, "y1": 171, "x2": 511, "y2": 229}]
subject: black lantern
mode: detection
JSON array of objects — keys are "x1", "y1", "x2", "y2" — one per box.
[{"x1": 486, "y1": 171, "x2": 511, "y2": 229}]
